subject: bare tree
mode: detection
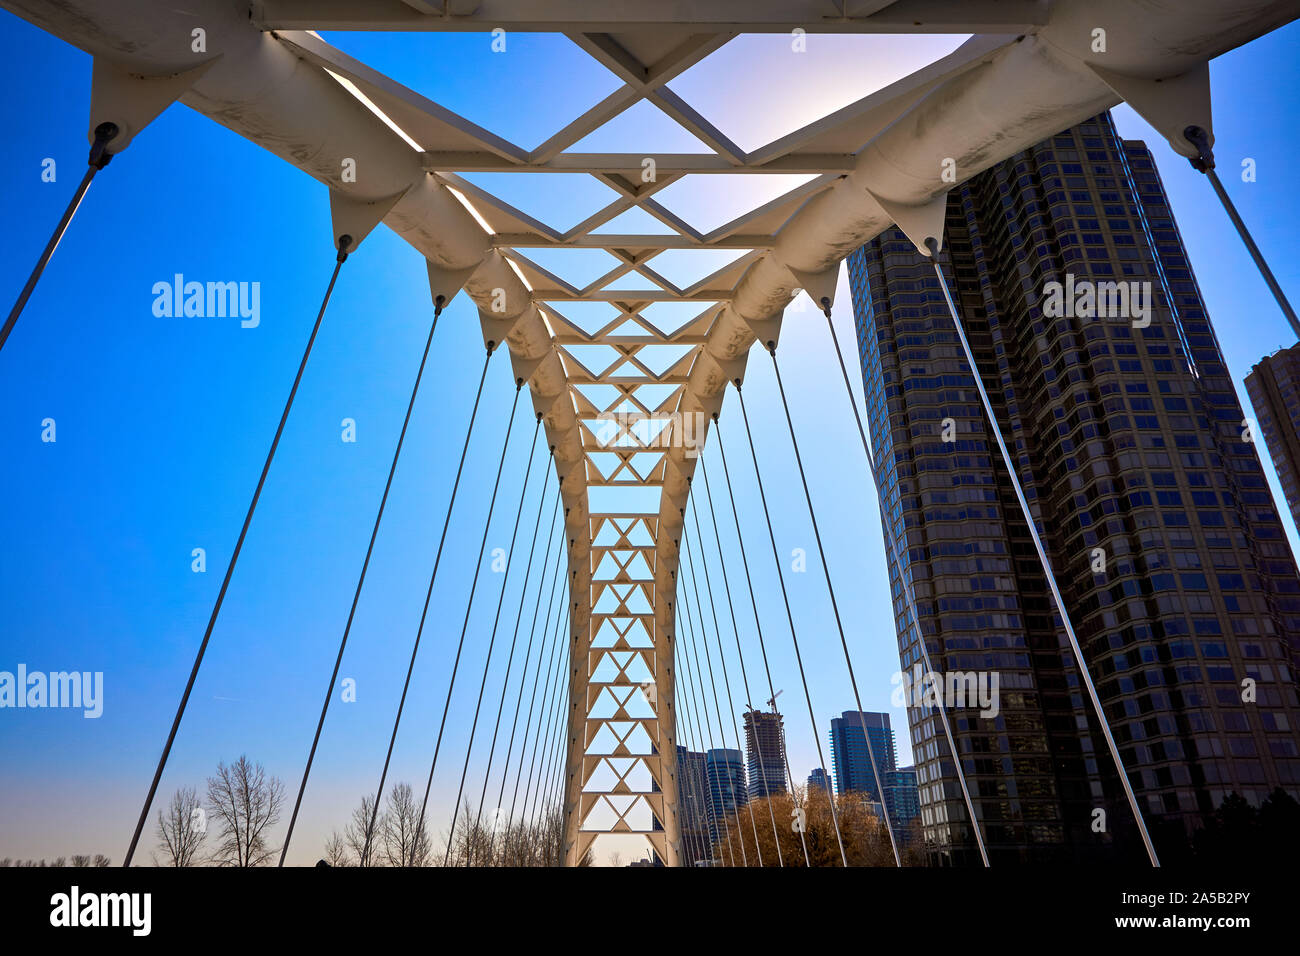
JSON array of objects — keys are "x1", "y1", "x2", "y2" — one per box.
[
  {"x1": 92, "y1": 855, "x2": 111, "y2": 867},
  {"x1": 445, "y1": 804, "x2": 584, "y2": 867},
  {"x1": 153, "y1": 786, "x2": 206, "y2": 866},
  {"x1": 323, "y1": 831, "x2": 350, "y2": 867},
  {"x1": 343, "y1": 793, "x2": 382, "y2": 867},
  {"x1": 69, "y1": 855, "x2": 90, "y2": 867},
  {"x1": 380, "y1": 783, "x2": 431, "y2": 867},
  {"x1": 206, "y1": 755, "x2": 285, "y2": 867}
]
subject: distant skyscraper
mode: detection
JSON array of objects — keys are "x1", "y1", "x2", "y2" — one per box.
[
  {"x1": 807, "y1": 768, "x2": 832, "y2": 793},
  {"x1": 848, "y1": 111, "x2": 1300, "y2": 864},
  {"x1": 829, "y1": 711, "x2": 897, "y2": 800},
  {"x1": 884, "y1": 767, "x2": 920, "y2": 837},
  {"x1": 676, "y1": 745, "x2": 709, "y2": 865},
  {"x1": 1246, "y1": 344, "x2": 1300, "y2": 531},
  {"x1": 743, "y1": 709, "x2": 787, "y2": 800},
  {"x1": 705, "y1": 748, "x2": 745, "y2": 843}
]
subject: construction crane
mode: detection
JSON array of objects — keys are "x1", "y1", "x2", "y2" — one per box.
[{"x1": 766, "y1": 690, "x2": 783, "y2": 711}]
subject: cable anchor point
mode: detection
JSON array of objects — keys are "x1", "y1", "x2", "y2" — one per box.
[
  {"x1": 88, "y1": 122, "x2": 118, "y2": 170},
  {"x1": 1183, "y1": 125, "x2": 1215, "y2": 173}
]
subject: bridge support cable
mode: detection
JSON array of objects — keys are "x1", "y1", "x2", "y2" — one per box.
[
  {"x1": 674, "y1": 580, "x2": 736, "y2": 866},
  {"x1": 517, "y1": 575, "x2": 570, "y2": 831},
  {"x1": 734, "y1": 382, "x2": 849, "y2": 867},
  {"x1": 676, "y1": 538, "x2": 746, "y2": 867},
  {"x1": 676, "y1": 572, "x2": 738, "y2": 868},
  {"x1": 361, "y1": 341, "x2": 496, "y2": 864},
  {"x1": 670, "y1": 631, "x2": 711, "y2": 866},
  {"x1": 505, "y1": 544, "x2": 567, "y2": 834},
  {"x1": 487, "y1": 504, "x2": 564, "y2": 860},
  {"x1": 764, "y1": 344, "x2": 901, "y2": 867},
  {"x1": 1, "y1": 123, "x2": 117, "y2": 354},
  {"x1": 818, "y1": 303, "x2": 985, "y2": 867},
  {"x1": 472, "y1": 464, "x2": 560, "y2": 862},
  {"x1": 1183, "y1": 127, "x2": 1299, "y2": 340},
  {"x1": 123, "y1": 234, "x2": 354, "y2": 867},
  {"x1": 524, "y1": 596, "x2": 571, "y2": 833},
  {"x1": 536, "y1": 604, "x2": 574, "y2": 862},
  {"x1": 280, "y1": 293, "x2": 450, "y2": 866},
  {"x1": 444, "y1": 415, "x2": 545, "y2": 864},
  {"x1": 712, "y1": 414, "x2": 808, "y2": 867},
  {"x1": 925, "y1": 236, "x2": 1160, "y2": 867},
  {"x1": 681, "y1": 521, "x2": 758, "y2": 865},
  {"x1": 416, "y1": 374, "x2": 524, "y2": 840},
  {"x1": 695, "y1": 455, "x2": 783, "y2": 864}
]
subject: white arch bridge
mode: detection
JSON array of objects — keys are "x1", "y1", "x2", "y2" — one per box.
[{"x1": 3, "y1": 0, "x2": 1297, "y2": 867}]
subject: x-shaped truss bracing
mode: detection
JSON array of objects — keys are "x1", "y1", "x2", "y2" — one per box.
[{"x1": 10, "y1": 0, "x2": 1297, "y2": 866}]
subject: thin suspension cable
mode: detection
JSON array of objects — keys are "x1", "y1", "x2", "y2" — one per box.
[
  {"x1": 494, "y1": 540, "x2": 565, "y2": 867},
  {"x1": 533, "y1": 595, "x2": 574, "y2": 834},
  {"x1": 279, "y1": 294, "x2": 448, "y2": 866},
  {"x1": 696, "y1": 454, "x2": 783, "y2": 864},
  {"x1": 676, "y1": 547, "x2": 742, "y2": 867},
  {"x1": 534, "y1": 701, "x2": 566, "y2": 865},
  {"x1": 925, "y1": 236, "x2": 1159, "y2": 866},
  {"x1": 672, "y1": 633, "x2": 709, "y2": 865},
  {"x1": 489, "y1": 504, "x2": 565, "y2": 861},
  {"x1": 819, "y1": 303, "x2": 985, "y2": 866},
  {"x1": 1183, "y1": 127, "x2": 1299, "y2": 339},
  {"x1": 517, "y1": 567, "x2": 570, "y2": 832},
  {"x1": 712, "y1": 417, "x2": 805, "y2": 865},
  {"x1": 534, "y1": 602, "x2": 573, "y2": 845},
  {"x1": 674, "y1": 583, "x2": 733, "y2": 865},
  {"x1": 472, "y1": 464, "x2": 560, "y2": 862},
  {"x1": 733, "y1": 383, "x2": 848, "y2": 867},
  {"x1": 416, "y1": 378, "x2": 524, "y2": 840},
  {"x1": 764, "y1": 344, "x2": 901, "y2": 867},
  {"x1": 506, "y1": 543, "x2": 567, "y2": 831},
  {"x1": 542, "y1": 598, "x2": 578, "y2": 848},
  {"x1": 524, "y1": 594, "x2": 570, "y2": 830},
  {"x1": 360, "y1": 341, "x2": 495, "y2": 865},
  {"x1": 684, "y1": 570, "x2": 745, "y2": 867},
  {"x1": 444, "y1": 415, "x2": 544, "y2": 865},
  {"x1": 686, "y1": 482, "x2": 768, "y2": 866},
  {"x1": 123, "y1": 235, "x2": 353, "y2": 867},
  {"x1": 681, "y1": 521, "x2": 753, "y2": 866},
  {"x1": 2, "y1": 123, "x2": 117, "y2": 355}
]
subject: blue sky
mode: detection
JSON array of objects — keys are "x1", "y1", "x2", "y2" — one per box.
[{"x1": 1, "y1": 14, "x2": 1298, "y2": 866}]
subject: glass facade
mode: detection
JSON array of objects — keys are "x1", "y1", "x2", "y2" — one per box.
[
  {"x1": 706, "y1": 748, "x2": 746, "y2": 844},
  {"x1": 829, "y1": 710, "x2": 898, "y2": 798},
  {"x1": 848, "y1": 112, "x2": 1300, "y2": 864},
  {"x1": 743, "y1": 709, "x2": 788, "y2": 800},
  {"x1": 1246, "y1": 344, "x2": 1300, "y2": 533}
]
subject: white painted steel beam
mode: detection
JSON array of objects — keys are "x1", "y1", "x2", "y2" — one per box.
[{"x1": 6, "y1": 0, "x2": 1297, "y2": 866}]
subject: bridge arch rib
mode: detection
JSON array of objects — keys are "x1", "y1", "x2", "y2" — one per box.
[{"x1": 9, "y1": 0, "x2": 1296, "y2": 865}]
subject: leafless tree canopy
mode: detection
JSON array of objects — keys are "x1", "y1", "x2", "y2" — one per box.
[
  {"x1": 0, "y1": 854, "x2": 109, "y2": 867},
  {"x1": 442, "y1": 804, "x2": 587, "y2": 867},
  {"x1": 381, "y1": 783, "x2": 431, "y2": 867},
  {"x1": 153, "y1": 786, "x2": 207, "y2": 867},
  {"x1": 323, "y1": 831, "x2": 349, "y2": 867},
  {"x1": 336, "y1": 793, "x2": 380, "y2": 867},
  {"x1": 206, "y1": 755, "x2": 285, "y2": 867}
]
